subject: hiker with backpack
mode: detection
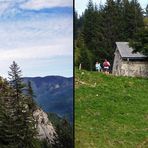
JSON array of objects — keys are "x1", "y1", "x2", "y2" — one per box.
[{"x1": 103, "y1": 59, "x2": 110, "y2": 74}]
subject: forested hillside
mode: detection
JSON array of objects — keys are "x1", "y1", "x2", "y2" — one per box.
[
  {"x1": 75, "y1": 0, "x2": 147, "y2": 70},
  {"x1": 23, "y1": 76, "x2": 73, "y2": 123},
  {"x1": 0, "y1": 61, "x2": 73, "y2": 148},
  {"x1": 0, "y1": 62, "x2": 40, "y2": 147}
]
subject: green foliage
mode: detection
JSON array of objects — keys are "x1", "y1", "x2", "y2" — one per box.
[
  {"x1": 75, "y1": 25, "x2": 95, "y2": 70},
  {"x1": 48, "y1": 113, "x2": 73, "y2": 148},
  {"x1": 145, "y1": 4, "x2": 148, "y2": 17},
  {"x1": 79, "y1": 47, "x2": 94, "y2": 70},
  {"x1": 129, "y1": 27, "x2": 148, "y2": 56},
  {"x1": 26, "y1": 81, "x2": 37, "y2": 111},
  {"x1": 75, "y1": 11, "x2": 84, "y2": 40},
  {"x1": 75, "y1": 69, "x2": 148, "y2": 147},
  {"x1": 0, "y1": 77, "x2": 19, "y2": 147},
  {"x1": 75, "y1": 47, "x2": 81, "y2": 66},
  {"x1": 0, "y1": 62, "x2": 38, "y2": 148},
  {"x1": 144, "y1": 17, "x2": 148, "y2": 26},
  {"x1": 123, "y1": 0, "x2": 144, "y2": 38},
  {"x1": 8, "y1": 61, "x2": 25, "y2": 98},
  {"x1": 1, "y1": 62, "x2": 73, "y2": 148},
  {"x1": 75, "y1": 0, "x2": 144, "y2": 70},
  {"x1": 83, "y1": 0, "x2": 97, "y2": 51},
  {"x1": 38, "y1": 139, "x2": 52, "y2": 148}
]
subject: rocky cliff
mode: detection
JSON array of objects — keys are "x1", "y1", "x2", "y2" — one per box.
[{"x1": 33, "y1": 108, "x2": 58, "y2": 144}]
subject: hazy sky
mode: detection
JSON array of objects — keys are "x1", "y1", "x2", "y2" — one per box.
[
  {"x1": 0, "y1": 0, "x2": 73, "y2": 78},
  {"x1": 75, "y1": 0, "x2": 147, "y2": 15}
]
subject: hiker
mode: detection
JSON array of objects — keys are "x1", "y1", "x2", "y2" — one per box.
[
  {"x1": 103, "y1": 59, "x2": 110, "y2": 74},
  {"x1": 95, "y1": 61, "x2": 101, "y2": 72}
]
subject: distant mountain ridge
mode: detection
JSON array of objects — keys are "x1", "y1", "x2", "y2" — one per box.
[{"x1": 23, "y1": 76, "x2": 73, "y2": 123}]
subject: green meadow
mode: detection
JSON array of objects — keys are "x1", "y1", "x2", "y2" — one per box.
[{"x1": 75, "y1": 69, "x2": 148, "y2": 148}]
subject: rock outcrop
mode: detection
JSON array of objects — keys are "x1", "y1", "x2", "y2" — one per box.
[{"x1": 33, "y1": 108, "x2": 58, "y2": 144}]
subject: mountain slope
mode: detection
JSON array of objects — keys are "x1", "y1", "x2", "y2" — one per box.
[
  {"x1": 75, "y1": 69, "x2": 148, "y2": 147},
  {"x1": 0, "y1": 76, "x2": 73, "y2": 148},
  {"x1": 23, "y1": 76, "x2": 73, "y2": 122},
  {"x1": 33, "y1": 108, "x2": 57, "y2": 144}
]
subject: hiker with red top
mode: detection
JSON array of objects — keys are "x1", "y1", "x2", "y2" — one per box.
[{"x1": 103, "y1": 59, "x2": 110, "y2": 74}]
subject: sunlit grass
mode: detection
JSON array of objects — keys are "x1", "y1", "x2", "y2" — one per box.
[{"x1": 75, "y1": 69, "x2": 148, "y2": 148}]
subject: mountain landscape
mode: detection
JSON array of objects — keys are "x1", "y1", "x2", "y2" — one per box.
[
  {"x1": 23, "y1": 76, "x2": 73, "y2": 123},
  {"x1": 0, "y1": 75, "x2": 73, "y2": 148}
]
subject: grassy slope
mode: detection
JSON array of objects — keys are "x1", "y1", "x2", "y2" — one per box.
[{"x1": 75, "y1": 69, "x2": 148, "y2": 148}]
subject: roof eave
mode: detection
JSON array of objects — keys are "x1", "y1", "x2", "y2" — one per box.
[{"x1": 122, "y1": 57, "x2": 147, "y2": 60}]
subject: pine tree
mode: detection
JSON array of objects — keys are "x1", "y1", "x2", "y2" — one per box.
[
  {"x1": 83, "y1": 0, "x2": 98, "y2": 51},
  {"x1": 0, "y1": 77, "x2": 18, "y2": 147},
  {"x1": 27, "y1": 81, "x2": 34, "y2": 98},
  {"x1": 123, "y1": 0, "x2": 144, "y2": 39},
  {"x1": 0, "y1": 62, "x2": 39, "y2": 147},
  {"x1": 27, "y1": 81, "x2": 36, "y2": 111},
  {"x1": 7, "y1": 61, "x2": 25, "y2": 146},
  {"x1": 75, "y1": 11, "x2": 79, "y2": 40},
  {"x1": 146, "y1": 4, "x2": 148, "y2": 17},
  {"x1": 75, "y1": 0, "x2": 144, "y2": 70},
  {"x1": 100, "y1": 0, "x2": 123, "y2": 63},
  {"x1": 8, "y1": 61, "x2": 25, "y2": 100},
  {"x1": 129, "y1": 27, "x2": 148, "y2": 56}
]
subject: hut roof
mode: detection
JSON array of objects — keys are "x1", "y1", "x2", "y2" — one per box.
[{"x1": 116, "y1": 42, "x2": 146, "y2": 59}]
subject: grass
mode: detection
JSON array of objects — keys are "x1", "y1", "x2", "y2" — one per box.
[{"x1": 75, "y1": 69, "x2": 148, "y2": 148}]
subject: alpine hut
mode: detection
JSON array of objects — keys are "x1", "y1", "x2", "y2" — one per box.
[{"x1": 112, "y1": 42, "x2": 148, "y2": 77}]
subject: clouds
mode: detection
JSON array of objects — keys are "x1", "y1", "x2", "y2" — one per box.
[
  {"x1": 21, "y1": 0, "x2": 72, "y2": 10},
  {"x1": 0, "y1": 0, "x2": 25, "y2": 15},
  {"x1": 0, "y1": 0, "x2": 73, "y2": 77},
  {"x1": 0, "y1": 13, "x2": 72, "y2": 49},
  {"x1": 0, "y1": 38, "x2": 72, "y2": 60},
  {"x1": 0, "y1": 0, "x2": 72, "y2": 16}
]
